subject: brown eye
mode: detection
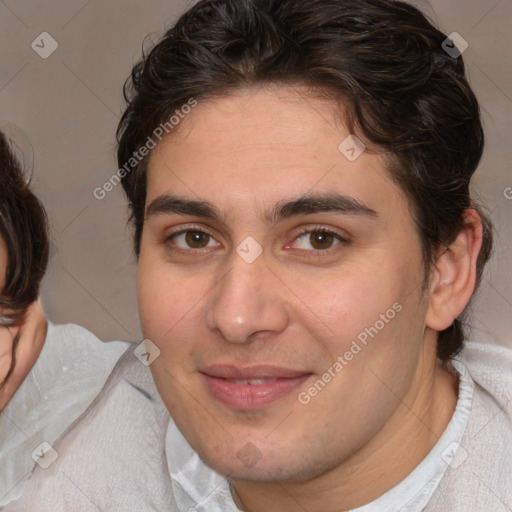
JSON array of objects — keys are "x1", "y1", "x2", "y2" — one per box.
[
  {"x1": 291, "y1": 229, "x2": 344, "y2": 251},
  {"x1": 167, "y1": 229, "x2": 220, "y2": 251},
  {"x1": 309, "y1": 231, "x2": 335, "y2": 250},
  {"x1": 184, "y1": 231, "x2": 211, "y2": 248}
]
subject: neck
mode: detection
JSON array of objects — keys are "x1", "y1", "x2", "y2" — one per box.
[{"x1": 231, "y1": 354, "x2": 459, "y2": 512}]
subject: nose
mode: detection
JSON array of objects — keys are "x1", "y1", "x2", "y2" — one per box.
[{"x1": 206, "y1": 250, "x2": 289, "y2": 344}]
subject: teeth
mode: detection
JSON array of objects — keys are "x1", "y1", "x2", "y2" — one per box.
[
  {"x1": 249, "y1": 379, "x2": 267, "y2": 385},
  {"x1": 233, "y1": 379, "x2": 277, "y2": 386},
  {"x1": 232, "y1": 378, "x2": 278, "y2": 385}
]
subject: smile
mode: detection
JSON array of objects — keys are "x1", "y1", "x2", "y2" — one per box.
[{"x1": 200, "y1": 365, "x2": 312, "y2": 409}]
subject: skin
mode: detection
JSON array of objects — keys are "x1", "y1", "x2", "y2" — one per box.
[
  {"x1": 0, "y1": 236, "x2": 47, "y2": 411},
  {"x1": 137, "y1": 85, "x2": 482, "y2": 511}
]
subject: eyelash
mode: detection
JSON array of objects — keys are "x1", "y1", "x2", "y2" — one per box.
[
  {"x1": 164, "y1": 224, "x2": 348, "y2": 257},
  {"x1": 164, "y1": 224, "x2": 218, "y2": 256}
]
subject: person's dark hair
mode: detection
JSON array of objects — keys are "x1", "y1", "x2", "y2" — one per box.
[
  {"x1": 0, "y1": 130, "x2": 49, "y2": 386},
  {"x1": 117, "y1": 0, "x2": 493, "y2": 360}
]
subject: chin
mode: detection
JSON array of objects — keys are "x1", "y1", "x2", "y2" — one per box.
[{"x1": 196, "y1": 439, "x2": 327, "y2": 484}]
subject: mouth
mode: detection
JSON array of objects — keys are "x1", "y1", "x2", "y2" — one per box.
[{"x1": 200, "y1": 364, "x2": 313, "y2": 409}]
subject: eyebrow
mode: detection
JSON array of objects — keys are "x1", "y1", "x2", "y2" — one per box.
[{"x1": 145, "y1": 193, "x2": 378, "y2": 224}]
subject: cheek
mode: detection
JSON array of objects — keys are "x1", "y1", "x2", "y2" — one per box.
[
  {"x1": 137, "y1": 254, "x2": 170, "y2": 334},
  {"x1": 280, "y1": 258, "x2": 405, "y2": 345},
  {"x1": 136, "y1": 256, "x2": 212, "y2": 344},
  {"x1": 293, "y1": 256, "x2": 426, "y2": 386}
]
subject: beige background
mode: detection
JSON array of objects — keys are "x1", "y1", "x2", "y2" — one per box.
[{"x1": 0, "y1": 0, "x2": 510, "y2": 346}]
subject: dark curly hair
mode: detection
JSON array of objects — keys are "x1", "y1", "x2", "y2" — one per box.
[
  {"x1": 117, "y1": 0, "x2": 493, "y2": 361},
  {"x1": 0, "y1": 130, "x2": 49, "y2": 387}
]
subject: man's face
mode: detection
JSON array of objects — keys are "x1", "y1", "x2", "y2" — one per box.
[{"x1": 137, "y1": 86, "x2": 433, "y2": 482}]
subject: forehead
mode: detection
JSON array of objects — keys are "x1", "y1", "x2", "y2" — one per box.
[
  {"x1": 145, "y1": 85, "x2": 408, "y2": 223},
  {"x1": 149, "y1": 85, "x2": 359, "y2": 171}
]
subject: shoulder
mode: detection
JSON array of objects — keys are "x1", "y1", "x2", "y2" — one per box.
[
  {"x1": 37, "y1": 321, "x2": 130, "y2": 385},
  {"x1": 5, "y1": 347, "x2": 178, "y2": 511},
  {"x1": 426, "y1": 340, "x2": 512, "y2": 511},
  {"x1": 3, "y1": 322, "x2": 129, "y2": 433},
  {"x1": 457, "y1": 340, "x2": 512, "y2": 407},
  {"x1": 0, "y1": 323, "x2": 129, "y2": 509}
]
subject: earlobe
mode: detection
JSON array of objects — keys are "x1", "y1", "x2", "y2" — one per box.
[{"x1": 425, "y1": 209, "x2": 483, "y2": 332}]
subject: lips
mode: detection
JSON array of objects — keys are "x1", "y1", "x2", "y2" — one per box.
[
  {"x1": 201, "y1": 364, "x2": 312, "y2": 409},
  {"x1": 202, "y1": 364, "x2": 309, "y2": 380}
]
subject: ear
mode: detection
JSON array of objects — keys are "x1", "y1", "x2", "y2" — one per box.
[{"x1": 425, "y1": 209, "x2": 483, "y2": 332}]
